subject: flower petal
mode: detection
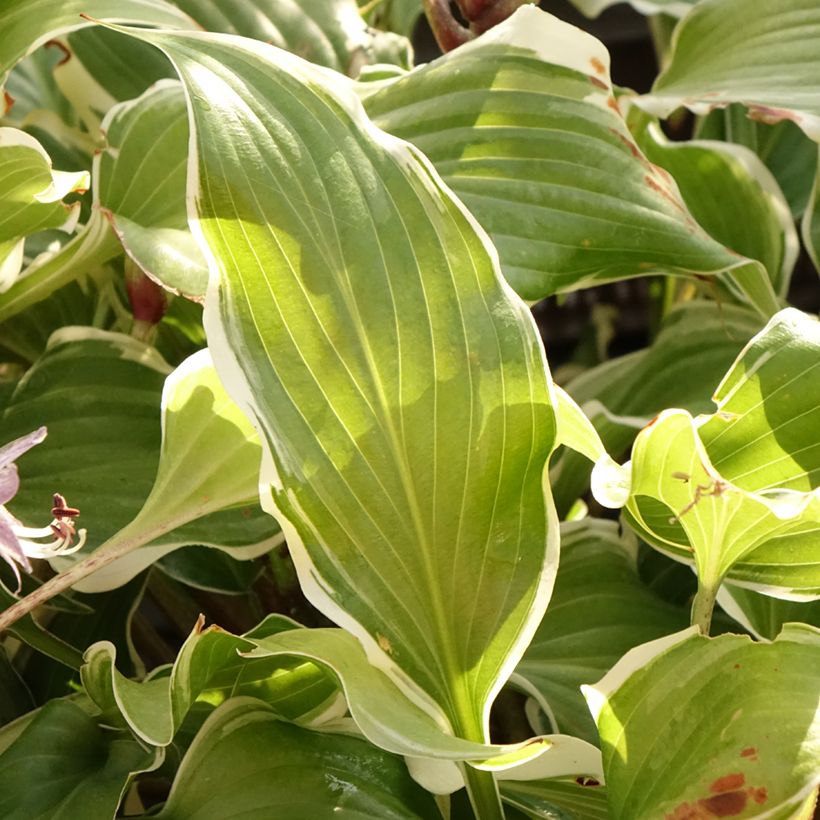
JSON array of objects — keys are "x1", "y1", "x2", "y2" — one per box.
[{"x1": 0, "y1": 427, "x2": 47, "y2": 506}]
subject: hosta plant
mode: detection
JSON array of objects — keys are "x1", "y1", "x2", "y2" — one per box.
[{"x1": 0, "y1": 0, "x2": 817, "y2": 817}]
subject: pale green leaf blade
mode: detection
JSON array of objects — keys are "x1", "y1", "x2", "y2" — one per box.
[
  {"x1": 133, "y1": 25, "x2": 558, "y2": 742},
  {"x1": 362, "y1": 0, "x2": 423, "y2": 38},
  {"x1": 514, "y1": 520, "x2": 686, "y2": 744},
  {"x1": 698, "y1": 308, "x2": 820, "y2": 494},
  {"x1": 0, "y1": 700, "x2": 161, "y2": 820},
  {"x1": 643, "y1": 0, "x2": 820, "y2": 142},
  {"x1": 82, "y1": 616, "x2": 339, "y2": 745},
  {"x1": 585, "y1": 625, "x2": 820, "y2": 819},
  {"x1": 155, "y1": 698, "x2": 439, "y2": 819},
  {"x1": 0, "y1": 127, "x2": 87, "y2": 248},
  {"x1": 0, "y1": 0, "x2": 194, "y2": 92},
  {"x1": 360, "y1": 8, "x2": 773, "y2": 309},
  {"x1": 624, "y1": 409, "x2": 820, "y2": 597},
  {"x1": 173, "y1": 0, "x2": 412, "y2": 75},
  {"x1": 553, "y1": 386, "x2": 606, "y2": 465},
  {"x1": 245, "y1": 626, "x2": 602, "y2": 778}
]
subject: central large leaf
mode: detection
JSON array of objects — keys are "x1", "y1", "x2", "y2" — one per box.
[{"x1": 124, "y1": 27, "x2": 558, "y2": 742}]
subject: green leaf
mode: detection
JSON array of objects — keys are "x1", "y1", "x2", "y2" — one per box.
[
  {"x1": 0, "y1": 0, "x2": 193, "y2": 92},
  {"x1": 719, "y1": 583, "x2": 820, "y2": 641},
  {"x1": 3, "y1": 332, "x2": 276, "y2": 592},
  {"x1": 0, "y1": 699, "x2": 161, "y2": 820},
  {"x1": 360, "y1": 7, "x2": 775, "y2": 311},
  {"x1": 501, "y1": 778, "x2": 608, "y2": 820},
  {"x1": 244, "y1": 626, "x2": 602, "y2": 780},
  {"x1": 551, "y1": 301, "x2": 763, "y2": 516},
  {"x1": 173, "y1": 0, "x2": 412, "y2": 75},
  {"x1": 17, "y1": 574, "x2": 147, "y2": 702},
  {"x1": 82, "y1": 615, "x2": 339, "y2": 746},
  {"x1": 362, "y1": 0, "x2": 423, "y2": 38},
  {"x1": 637, "y1": 119, "x2": 798, "y2": 298},
  {"x1": 154, "y1": 697, "x2": 439, "y2": 819},
  {"x1": 514, "y1": 520, "x2": 687, "y2": 744},
  {"x1": 803, "y1": 151, "x2": 820, "y2": 271},
  {"x1": 643, "y1": 0, "x2": 820, "y2": 142},
  {"x1": 608, "y1": 308, "x2": 820, "y2": 599},
  {"x1": 157, "y1": 546, "x2": 262, "y2": 594},
  {"x1": 60, "y1": 346, "x2": 279, "y2": 592},
  {"x1": 3, "y1": 328, "x2": 170, "y2": 554},
  {"x1": 0, "y1": 127, "x2": 87, "y2": 249},
  {"x1": 96, "y1": 80, "x2": 208, "y2": 300},
  {"x1": 125, "y1": 22, "x2": 559, "y2": 751},
  {"x1": 585, "y1": 624, "x2": 820, "y2": 819}
]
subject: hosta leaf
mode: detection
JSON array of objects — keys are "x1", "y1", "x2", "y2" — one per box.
[
  {"x1": 0, "y1": 699, "x2": 161, "y2": 820},
  {"x1": 624, "y1": 409, "x2": 820, "y2": 600},
  {"x1": 18, "y1": 574, "x2": 147, "y2": 702},
  {"x1": 173, "y1": 0, "x2": 412, "y2": 76},
  {"x1": 82, "y1": 615, "x2": 340, "y2": 746},
  {"x1": 719, "y1": 584, "x2": 820, "y2": 641},
  {"x1": 501, "y1": 778, "x2": 608, "y2": 820},
  {"x1": 637, "y1": 120, "x2": 798, "y2": 297},
  {"x1": 157, "y1": 546, "x2": 262, "y2": 593},
  {"x1": 154, "y1": 698, "x2": 439, "y2": 819},
  {"x1": 0, "y1": 277, "x2": 99, "y2": 365},
  {"x1": 362, "y1": 0, "x2": 423, "y2": 38},
  {"x1": 606, "y1": 308, "x2": 820, "y2": 599},
  {"x1": 696, "y1": 309, "x2": 820, "y2": 494},
  {"x1": 803, "y1": 154, "x2": 820, "y2": 271},
  {"x1": 584, "y1": 624, "x2": 820, "y2": 820},
  {"x1": 50, "y1": 28, "x2": 174, "y2": 130},
  {"x1": 551, "y1": 301, "x2": 763, "y2": 516},
  {"x1": 695, "y1": 110, "x2": 818, "y2": 220},
  {"x1": 2, "y1": 328, "x2": 170, "y2": 552},
  {"x1": 0, "y1": 0, "x2": 193, "y2": 93},
  {"x1": 514, "y1": 520, "x2": 686, "y2": 744},
  {"x1": 95, "y1": 80, "x2": 207, "y2": 300},
  {"x1": 244, "y1": 626, "x2": 602, "y2": 780},
  {"x1": 0, "y1": 127, "x2": 87, "y2": 250},
  {"x1": 643, "y1": 0, "x2": 820, "y2": 142},
  {"x1": 60, "y1": 347, "x2": 279, "y2": 592},
  {"x1": 121, "y1": 23, "x2": 559, "y2": 753},
  {"x1": 3, "y1": 333, "x2": 276, "y2": 592},
  {"x1": 360, "y1": 7, "x2": 775, "y2": 310}
]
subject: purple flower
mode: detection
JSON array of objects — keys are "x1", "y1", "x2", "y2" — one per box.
[{"x1": 0, "y1": 427, "x2": 86, "y2": 591}]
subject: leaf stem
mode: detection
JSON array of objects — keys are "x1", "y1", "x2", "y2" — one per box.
[
  {"x1": 461, "y1": 765, "x2": 505, "y2": 820},
  {"x1": 690, "y1": 580, "x2": 718, "y2": 636},
  {"x1": 0, "y1": 526, "x2": 150, "y2": 634}
]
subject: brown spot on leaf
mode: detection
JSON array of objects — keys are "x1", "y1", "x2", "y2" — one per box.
[
  {"x1": 734, "y1": 663, "x2": 741, "y2": 669},
  {"x1": 589, "y1": 75, "x2": 608, "y2": 91},
  {"x1": 746, "y1": 104, "x2": 801, "y2": 126},
  {"x1": 607, "y1": 96, "x2": 621, "y2": 114},
  {"x1": 193, "y1": 613, "x2": 206, "y2": 634},
  {"x1": 2, "y1": 91, "x2": 13, "y2": 114},
  {"x1": 749, "y1": 787, "x2": 767, "y2": 805},
  {"x1": 700, "y1": 791, "x2": 747, "y2": 817},
  {"x1": 608, "y1": 127, "x2": 642, "y2": 158},
  {"x1": 377, "y1": 633, "x2": 393, "y2": 654},
  {"x1": 44, "y1": 39, "x2": 71, "y2": 66},
  {"x1": 711, "y1": 773, "x2": 745, "y2": 793},
  {"x1": 740, "y1": 746, "x2": 757, "y2": 761},
  {"x1": 590, "y1": 56, "x2": 606, "y2": 75},
  {"x1": 644, "y1": 173, "x2": 687, "y2": 213}
]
